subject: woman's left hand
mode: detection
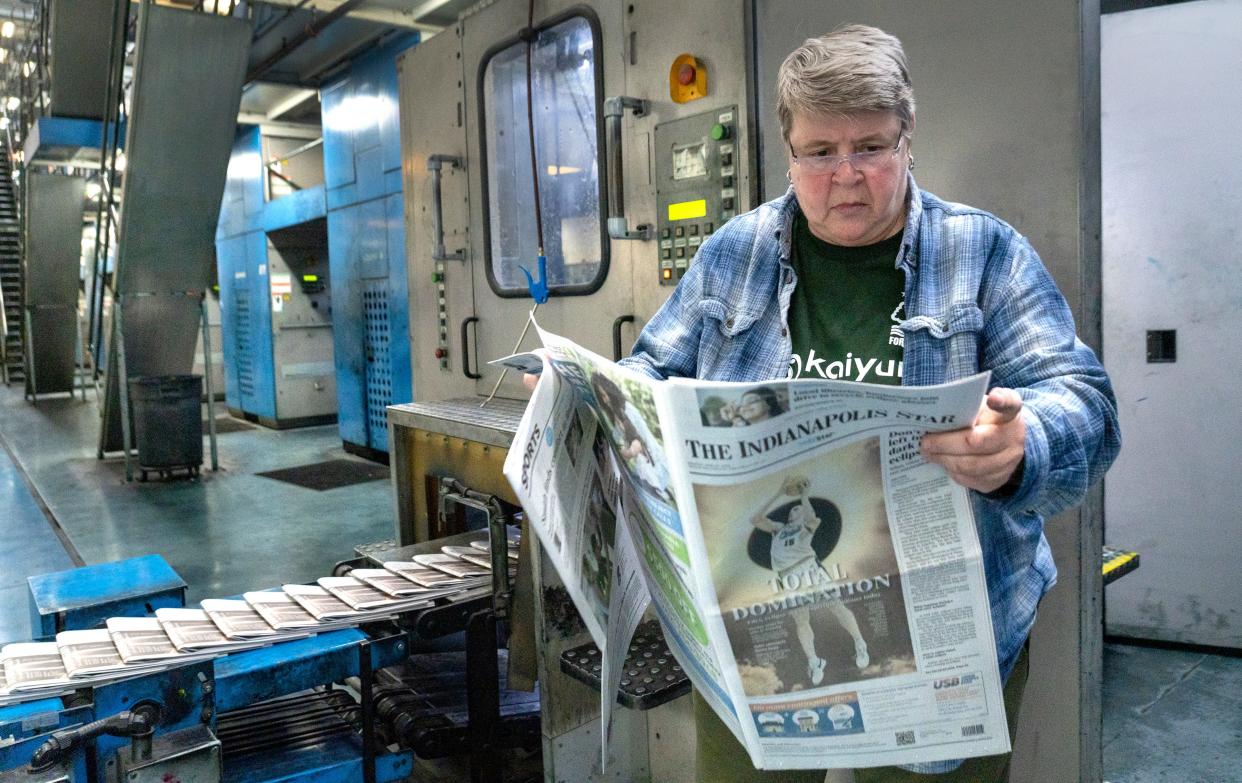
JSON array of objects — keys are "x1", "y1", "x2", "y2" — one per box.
[{"x1": 921, "y1": 388, "x2": 1025, "y2": 493}]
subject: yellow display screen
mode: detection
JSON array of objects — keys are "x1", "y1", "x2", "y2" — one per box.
[
  {"x1": 667, "y1": 199, "x2": 707, "y2": 222},
  {"x1": 302, "y1": 274, "x2": 319, "y2": 282}
]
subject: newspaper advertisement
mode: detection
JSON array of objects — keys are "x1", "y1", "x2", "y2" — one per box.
[{"x1": 502, "y1": 324, "x2": 1010, "y2": 770}]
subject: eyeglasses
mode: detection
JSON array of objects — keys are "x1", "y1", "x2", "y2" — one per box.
[{"x1": 789, "y1": 135, "x2": 906, "y2": 175}]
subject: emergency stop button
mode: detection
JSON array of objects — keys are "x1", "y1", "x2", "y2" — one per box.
[{"x1": 669, "y1": 53, "x2": 707, "y2": 103}]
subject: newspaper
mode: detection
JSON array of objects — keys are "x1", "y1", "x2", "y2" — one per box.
[
  {"x1": 502, "y1": 325, "x2": 1011, "y2": 770},
  {"x1": 56, "y1": 629, "x2": 169, "y2": 679},
  {"x1": 201, "y1": 598, "x2": 310, "y2": 641},
  {"x1": 317, "y1": 576, "x2": 435, "y2": 613},
  {"x1": 155, "y1": 608, "x2": 272, "y2": 654}
]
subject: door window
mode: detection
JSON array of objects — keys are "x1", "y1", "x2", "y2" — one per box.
[{"x1": 480, "y1": 14, "x2": 606, "y2": 296}]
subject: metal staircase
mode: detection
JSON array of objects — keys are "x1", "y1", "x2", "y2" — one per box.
[{"x1": 0, "y1": 152, "x2": 21, "y2": 386}]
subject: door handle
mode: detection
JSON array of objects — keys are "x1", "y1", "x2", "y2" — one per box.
[
  {"x1": 612, "y1": 314, "x2": 635, "y2": 361},
  {"x1": 603, "y1": 96, "x2": 653, "y2": 241},
  {"x1": 428, "y1": 154, "x2": 465, "y2": 262},
  {"x1": 460, "y1": 316, "x2": 481, "y2": 379}
]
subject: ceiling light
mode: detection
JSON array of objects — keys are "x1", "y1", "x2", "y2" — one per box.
[
  {"x1": 5, "y1": 96, "x2": 18, "y2": 111},
  {"x1": 22, "y1": 61, "x2": 34, "y2": 77},
  {"x1": 0, "y1": 48, "x2": 8, "y2": 63},
  {"x1": 1, "y1": 22, "x2": 15, "y2": 39},
  {"x1": 0, "y1": 117, "x2": 8, "y2": 130}
]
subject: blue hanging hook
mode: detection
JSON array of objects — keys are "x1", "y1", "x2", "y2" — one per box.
[{"x1": 519, "y1": 254, "x2": 549, "y2": 304}]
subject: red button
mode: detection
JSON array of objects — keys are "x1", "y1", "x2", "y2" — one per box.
[
  {"x1": 434, "y1": 348, "x2": 447, "y2": 359},
  {"x1": 677, "y1": 63, "x2": 696, "y2": 86}
]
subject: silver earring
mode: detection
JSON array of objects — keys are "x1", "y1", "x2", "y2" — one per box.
[
  {"x1": 908, "y1": 155, "x2": 915, "y2": 171},
  {"x1": 786, "y1": 169, "x2": 792, "y2": 182}
]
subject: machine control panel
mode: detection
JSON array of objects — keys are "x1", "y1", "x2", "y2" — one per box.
[{"x1": 654, "y1": 106, "x2": 739, "y2": 285}]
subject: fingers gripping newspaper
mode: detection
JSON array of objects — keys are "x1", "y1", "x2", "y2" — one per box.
[{"x1": 501, "y1": 324, "x2": 1010, "y2": 771}]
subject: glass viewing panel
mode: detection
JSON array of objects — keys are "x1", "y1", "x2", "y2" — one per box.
[
  {"x1": 672, "y1": 141, "x2": 707, "y2": 181},
  {"x1": 482, "y1": 16, "x2": 603, "y2": 294}
]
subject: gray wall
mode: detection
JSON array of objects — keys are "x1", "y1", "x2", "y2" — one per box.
[
  {"x1": 752, "y1": 2, "x2": 1100, "y2": 780},
  {"x1": 1102, "y1": 0, "x2": 1242, "y2": 648}
]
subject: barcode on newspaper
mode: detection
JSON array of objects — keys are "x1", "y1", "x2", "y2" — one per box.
[
  {"x1": 895, "y1": 731, "x2": 915, "y2": 746},
  {"x1": 962, "y1": 724, "x2": 985, "y2": 737}
]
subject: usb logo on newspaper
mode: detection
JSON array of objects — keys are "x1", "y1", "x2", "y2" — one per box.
[{"x1": 521, "y1": 424, "x2": 542, "y2": 490}]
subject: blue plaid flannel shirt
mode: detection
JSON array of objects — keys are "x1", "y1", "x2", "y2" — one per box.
[{"x1": 621, "y1": 177, "x2": 1121, "y2": 774}]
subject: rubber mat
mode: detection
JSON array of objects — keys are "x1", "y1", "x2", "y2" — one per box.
[
  {"x1": 255, "y1": 459, "x2": 388, "y2": 491},
  {"x1": 204, "y1": 417, "x2": 255, "y2": 434}
]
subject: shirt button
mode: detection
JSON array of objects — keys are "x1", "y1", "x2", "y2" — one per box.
[
  {"x1": 783, "y1": 270, "x2": 793, "y2": 284},
  {"x1": 781, "y1": 327, "x2": 788, "y2": 337},
  {"x1": 725, "y1": 318, "x2": 735, "y2": 328}
]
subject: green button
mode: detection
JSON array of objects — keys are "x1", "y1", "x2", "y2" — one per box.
[
  {"x1": 710, "y1": 123, "x2": 730, "y2": 141},
  {"x1": 432, "y1": 272, "x2": 443, "y2": 282}
]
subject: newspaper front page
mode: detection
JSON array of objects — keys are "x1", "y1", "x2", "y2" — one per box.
[{"x1": 501, "y1": 325, "x2": 1010, "y2": 770}]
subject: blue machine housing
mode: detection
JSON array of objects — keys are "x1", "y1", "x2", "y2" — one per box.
[
  {"x1": 217, "y1": 125, "x2": 278, "y2": 420},
  {"x1": 321, "y1": 34, "x2": 418, "y2": 457},
  {"x1": 3, "y1": 559, "x2": 415, "y2": 783},
  {"x1": 216, "y1": 128, "x2": 332, "y2": 424}
]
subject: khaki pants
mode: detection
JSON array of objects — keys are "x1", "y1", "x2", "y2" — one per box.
[{"x1": 694, "y1": 644, "x2": 1030, "y2": 783}]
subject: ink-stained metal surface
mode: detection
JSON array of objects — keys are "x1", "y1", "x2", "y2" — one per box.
[
  {"x1": 100, "y1": 5, "x2": 250, "y2": 453},
  {"x1": 23, "y1": 172, "x2": 86, "y2": 395},
  {"x1": 323, "y1": 35, "x2": 417, "y2": 454},
  {"x1": 26, "y1": 554, "x2": 187, "y2": 636},
  {"x1": 48, "y1": 0, "x2": 113, "y2": 120}
]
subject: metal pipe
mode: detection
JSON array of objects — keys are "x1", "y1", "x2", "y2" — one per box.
[
  {"x1": 427, "y1": 154, "x2": 464, "y2": 262},
  {"x1": 245, "y1": 0, "x2": 372, "y2": 84},
  {"x1": 603, "y1": 95, "x2": 652, "y2": 241},
  {"x1": 200, "y1": 294, "x2": 218, "y2": 471}
]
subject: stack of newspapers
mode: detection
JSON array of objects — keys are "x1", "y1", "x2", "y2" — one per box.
[{"x1": 0, "y1": 533, "x2": 518, "y2": 706}]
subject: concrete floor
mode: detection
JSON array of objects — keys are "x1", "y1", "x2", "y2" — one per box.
[
  {"x1": 0, "y1": 383, "x2": 394, "y2": 614},
  {"x1": 1, "y1": 381, "x2": 1239, "y2": 782}
]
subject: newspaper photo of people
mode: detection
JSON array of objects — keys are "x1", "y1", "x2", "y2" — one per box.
[
  {"x1": 579, "y1": 470, "x2": 618, "y2": 630},
  {"x1": 699, "y1": 385, "x2": 791, "y2": 428},
  {"x1": 589, "y1": 370, "x2": 676, "y2": 506},
  {"x1": 696, "y1": 437, "x2": 915, "y2": 696}
]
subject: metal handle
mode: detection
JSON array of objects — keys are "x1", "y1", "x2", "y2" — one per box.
[
  {"x1": 461, "y1": 316, "x2": 481, "y2": 379},
  {"x1": 603, "y1": 96, "x2": 653, "y2": 241},
  {"x1": 428, "y1": 154, "x2": 465, "y2": 262},
  {"x1": 612, "y1": 314, "x2": 635, "y2": 361}
]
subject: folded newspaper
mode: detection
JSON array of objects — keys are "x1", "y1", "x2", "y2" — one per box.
[{"x1": 501, "y1": 324, "x2": 1010, "y2": 771}]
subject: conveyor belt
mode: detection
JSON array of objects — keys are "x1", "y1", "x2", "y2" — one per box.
[
  {"x1": 217, "y1": 689, "x2": 359, "y2": 759},
  {"x1": 373, "y1": 651, "x2": 540, "y2": 758}
]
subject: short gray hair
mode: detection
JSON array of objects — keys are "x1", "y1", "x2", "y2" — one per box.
[{"x1": 776, "y1": 25, "x2": 915, "y2": 141}]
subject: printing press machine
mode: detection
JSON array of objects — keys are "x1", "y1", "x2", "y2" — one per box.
[{"x1": 0, "y1": 523, "x2": 543, "y2": 783}]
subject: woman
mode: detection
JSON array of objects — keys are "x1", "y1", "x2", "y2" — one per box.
[{"x1": 617, "y1": 23, "x2": 1119, "y2": 783}]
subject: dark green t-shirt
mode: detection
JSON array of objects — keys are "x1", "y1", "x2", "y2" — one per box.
[{"x1": 786, "y1": 212, "x2": 905, "y2": 385}]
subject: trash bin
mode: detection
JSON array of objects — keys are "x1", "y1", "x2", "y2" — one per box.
[{"x1": 128, "y1": 375, "x2": 203, "y2": 479}]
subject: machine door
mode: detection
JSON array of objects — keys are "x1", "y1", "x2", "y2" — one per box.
[
  {"x1": 460, "y1": 0, "x2": 629, "y2": 399},
  {"x1": 400, "y1": 1, "x2": 754, "y2": 405}
]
